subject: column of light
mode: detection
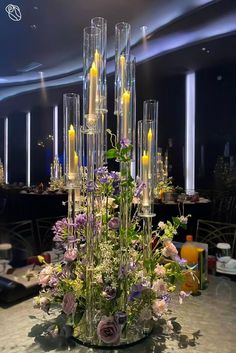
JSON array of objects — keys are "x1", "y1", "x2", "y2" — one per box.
[
  {"x1": 26, "y1": 111, "x2": 31, "y2": 187},
  {"x1": 4, "y1": 116, "x2": 8, "y2": 184},
  {"x1": 185, "y1": 72, "x2": 195, "y2": 194},
  {"x1": 53, "y1": 105, "x2": 58, "y2": 158}
]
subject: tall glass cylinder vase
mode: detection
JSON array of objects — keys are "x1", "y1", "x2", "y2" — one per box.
[
  {"x1": 143, "y1": 99, "x2": 158, "y2": 189},
  {"x1": 114, "y1": 22, "x2": 131, "y2": 117},
  {"x1": 91, "y1": 17, "x2": 108, "y2": 166},
  {"x1": 83, "y1": 26, "x2": 102, "y2": 133},
  {"x1": 63, "y1": 93, "x2": 80, "y2": 188}
]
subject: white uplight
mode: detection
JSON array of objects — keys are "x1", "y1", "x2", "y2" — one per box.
[
  {"x1": 185, "y1": 72, "x2": 195, "y2": 194},
  {"x1": 26, "y1": 112, "x2": 31, "y2": 187},
  {"x1": 4, "y1": 117, "x2": 8, "y2": 184},
  {"x1": 53, "y1": 105, "x2": 58, "y2": 158}
]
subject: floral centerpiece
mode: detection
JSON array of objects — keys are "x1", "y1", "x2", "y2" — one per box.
[{"x1": 34, "y1": 137, "x2": 190, "y2": 346}]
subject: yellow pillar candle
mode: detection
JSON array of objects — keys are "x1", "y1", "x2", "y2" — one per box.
[
  {"x1": 147, "y1": 128, "x2": 153, "y2": 179},
  {"x1": 122, "y1": 90, "x2": 130, "y2": 139},
  {"x1": 120, "y1": 54, "x2": 126, "y2": 96},
  {"x1": 142, "y1": 151, "x2": 150, "y2": 207},
  {"x1": 68, "y1": 124, "x2": 75, "y2": 178},
  {"x1": 88, "y1": 61, "x2": 98, "y2": 124}
]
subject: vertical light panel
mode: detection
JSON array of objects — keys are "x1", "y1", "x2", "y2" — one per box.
[
  {"x1": 4, "y1": 117, "x2": 8, "y2": 184},
  {"x1": 53, "y1": 105, "x2": 58, "y2": 158},
  {"x1": 185, "y1": 72, "x2": 195, "y2": 194},
  {"x1": 26, "y1": 111, "x2": 31, "y2": 187}
]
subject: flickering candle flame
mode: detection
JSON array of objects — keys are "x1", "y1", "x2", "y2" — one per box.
[
  {"x1": 68, "y1": 124, "x2": 75, "y2": 178},
  {"x1": 88, "y1": 61, "x2": 98, "y2": 125},
  {"x1": 142, "y1": 151, "x2": 150, "y2": 207},
  {"x1": 122, "y1": 89, "x2": 130, "y2": 139},
  {"x1": 147, "y1": 128, "x2": 153, "y2": 179}
]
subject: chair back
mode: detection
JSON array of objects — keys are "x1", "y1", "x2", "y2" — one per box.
[{"x1": 196, "y1": 219, "x2": 236, "y2": 258}]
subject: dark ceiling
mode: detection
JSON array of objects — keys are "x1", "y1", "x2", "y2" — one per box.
[{"x1": 0, "y1": 0, "x2": 236, "y2": 111}]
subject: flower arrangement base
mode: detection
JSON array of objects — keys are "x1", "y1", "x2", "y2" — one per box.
[{"x1": 73, "y1": 323, "x2": 153, "y2": 349}]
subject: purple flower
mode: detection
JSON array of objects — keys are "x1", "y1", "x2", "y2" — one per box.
[
  {"x1": 64, "y1": 247, "x2": 78, "y2": 262},
  {"x1": 100, "y1": 177, "x2": 108, "y2": 184},
  {"x1": 120, "y1": 138, "x2": 130, "y2": 148},
  {"x1": 52, "y1": 218, "x2": 69, "y2": 241},
  {"x1": 162, "y1": 293, "x2": 171, "y2": 304},
  {"x1": 174, "y1": 255, "x2": 187, "y2": 267},
  {"x1": 97, "y1": 316, "x2": 120, "y2": 344},
  {"x1": 62, "y1": 292, "x2": 77, "y2": 315},
  {"x1": 75, "y1": 213, "x2": 87, "y2": 227},
  {"x1": 110, "y1": 171, "x2": 120, "y2": 180},
  {"x1": 108, "y1": 217, "x2": 120, "y2": 230},
  {"x1": 128, "y1": 284, "x2": 143, "y2": 302},
  {"x1": 102, "y1": 286, "x2": 117, "y2": 301},
  {"x1": 118, "y1": 264, "x2": 127, "y2": 279},
  {"x1": 95, "y1": 166, "x2": 108, "y2": 176}
]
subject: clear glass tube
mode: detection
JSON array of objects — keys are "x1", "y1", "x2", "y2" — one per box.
[
  {"x1": 138, "y1": 119, "x2": 156, "y2": 215},
  {"x1": 114, "y1": 22, "x2": 131, "y2": 116},
  {"x1": 143, "y1": 99, "x2": 158, "y2": 188},
  {"x1": 91, "y1": 17, "x2": 108, "y2": 165},
  {"x1": 63, "y1": 93, "x2": 80, "y2": 188},
  {"x1": 83, "y1": 26, "x2": 102, "y2": 132}
]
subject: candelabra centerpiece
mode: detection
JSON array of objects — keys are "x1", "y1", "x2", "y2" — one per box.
[{"x1": 35, "y1": 17, "x2": 190, "y2": 349}]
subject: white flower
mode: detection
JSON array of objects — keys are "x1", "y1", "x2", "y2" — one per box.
[
  {"x1": 163, "y1": 320, "x2": 174, "y2": 334},
  {"x1": 152, "y1": 279, "x2": 168, "y2": 296},
  {"x1": 179, "y1": 216, "x2": 188, "y2": 224},
  {"x1": 158, "y1": 221, "x2": 166, "y2": 230},
  {"x1": 154, "y1": 264, "x2": 166, "y2": 278}
]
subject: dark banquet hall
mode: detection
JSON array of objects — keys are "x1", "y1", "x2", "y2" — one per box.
[{"x1": 0, "y1": 1, "x2": 236, "y2": 352}]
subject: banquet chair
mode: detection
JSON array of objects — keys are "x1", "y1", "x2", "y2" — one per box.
[
  {"x1": 0, "y1": 220, "x2": 35, "y2": 267},
  {"x1": 35, "y1": 215, "x2": 65, "y2": 253},
  {"x1": 196, "y1": 219, "x2": 236, "y2": 258}
]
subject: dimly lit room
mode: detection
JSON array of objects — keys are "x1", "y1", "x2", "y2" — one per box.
[{"x1": 0, "y1": 1, "x2": 236, "y2": 352}]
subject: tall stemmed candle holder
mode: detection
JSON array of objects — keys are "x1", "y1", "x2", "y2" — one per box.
[
  {"x1": 91, "y1": 17, "x2": 108, "y2": 167},
  {"x1": 82, "y1": 25, "x2": 102, "y2": 342}
]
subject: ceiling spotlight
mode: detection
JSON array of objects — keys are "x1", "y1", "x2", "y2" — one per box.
[
  {"x1": 140, "y1": 25, "x2": 148, "y2": 37},
  {"x1": 30, "y1": 24, "x2": 37, "y2": 30},
  {"x1": 206, "y1": 50, "x2": 210, "y2": 54},
  {"x1": 201, "y1": 47, "x2": 206, "y2": 51},
  {"x1": 217, "y1": 75, "x2": 222, "y2": 81}
]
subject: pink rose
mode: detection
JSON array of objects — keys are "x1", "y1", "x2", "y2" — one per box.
[
  {"x1": 62, "y1": 292, "x2": 77, "y2": 315},
  {"x1": 64, "y1": 247, "x2": 78, "y2": 262},
  {"x1": 162, "y1": 240, "x2": 178, "y2": 259},
  {"x1": 38, "y1": 266, "x2": 53, "y2": 287},
  {"x1": 152, "y1": 299, "x2": 168, "y2": 317},
  {"x1": 154, "y1": 264, "x2": 166, "y2": 278},
  {"x1": 97, "y1": 316, "x2": 120, "y2": 344}
]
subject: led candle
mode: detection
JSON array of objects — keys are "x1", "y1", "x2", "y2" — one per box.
[
  {"x1": 68, "y1": 124, "x2": 75, "y2": 178},
  {"x1": 120, "y1": 54, "x2": 126, "y2": 96},
  {"x1": 122, "y1": 90, "x2": 130, "y2": 139},
  {"x1": 74, "y1": 151, "x2": 79, "y2": 174},
  {"x1": 142, "y1": 151, "x2": 150, "y2": 207},
  {"x1": 88, "y1": 61, "x2": 98, "y2": 124},
  {"x1": 147, "y1": 128, "x2": 152, "y2": 179}
]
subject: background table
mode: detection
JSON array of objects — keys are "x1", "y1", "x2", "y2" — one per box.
[{"x1": 0, "y1": 275, "x2": 235, "y2": 353}]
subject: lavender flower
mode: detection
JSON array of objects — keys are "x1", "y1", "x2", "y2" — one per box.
[
  {"x1": 128, "y1": 284, "x2": 143, "y2": 302},
  {"x1": 75, "y1": 213, "x2": 87, "y2": 227},
  {"x1": 174, "y1": 255, "x2": 187, "y2": 267},
  {"x1": 108, "y1": 217, "x2": 120, "y2": 230},
  {"x1": 120, "y1": 138, "x2": 130, "y2": 148}
]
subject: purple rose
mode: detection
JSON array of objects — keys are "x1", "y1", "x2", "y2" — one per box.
[
  {"x1": 64, "y1": 247, "x2": 78, "y2": 262},
  {"x1": 62, "y1": 292, "x2": 77, "y2": 315},
  {"x1": 102, "y1": 286, "x2": 117, "y2": 301},
  {"x1": 108, "y1": 217, "x2": 120, "y2": 230},
  {"x1": 97, "y1": 316, "x2": 120, "y2": 344}
]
